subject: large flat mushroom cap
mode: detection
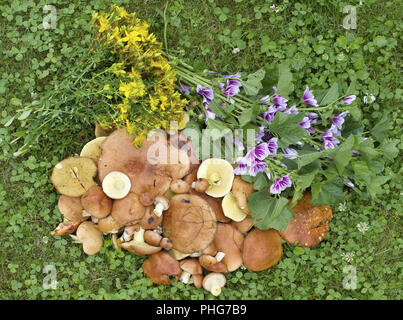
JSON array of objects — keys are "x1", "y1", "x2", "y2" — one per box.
[
  {"x1": 142, "y1": 251, "x2": 182, "y2": 285},
  {"x1": 111, "y1": 192, "x2": 146, "y2": 226},
  {"x1": 51, "y1": 157, "x2": 97, "y2": 197},
  {"x1": 243, "y1": 228, "x2": 282, "y2": 272},
  {"x1": 280, "y1": 191, "x2": 333, "y2": 247},
  {"x1": 163, "y1": 194, "x2": 217, "y2": 254}
]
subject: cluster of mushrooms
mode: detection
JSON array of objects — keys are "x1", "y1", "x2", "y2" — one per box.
[{"x1": 50, "y1": 125, "x2": 333, "y2": 296}]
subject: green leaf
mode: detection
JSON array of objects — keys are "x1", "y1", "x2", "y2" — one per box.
[
  {"x1": 205, "y1": 118, "x2": 231, "y2": 140},
  {"x1": 270, "y1": 113, "x2": 308, "y2": 148},
  {"x1": 379, "y1": 139, "x2": 399, "y2": 161},
  {"x1": 330, "y1": 135, "x2": 355, "y2": 174},
  {"x1": 352, "y1": 161, "x2": 372, "y2": 184},
  {"x1": 367, "y1": 175, "x2": 391, "y2": 198},
  {"x1": 17, "y1": 110, "x2": 33, "y2": 121},
  {"x1": 317, "y1": 82, "x2": 339, "y2": 106},
  {"x1": 297, "y1": 151, "x2": 324, "y2": 169},
  {"x1": 10, "y1": 97, "x2": 22, "y2": 107},
  {"x1": 253, "y1": 172, "x2": 269, "y2": 191},
  {"x1": 238, "y1": 104, "x2": 260, "y2": 127},
  {"x1": 311, "y1": 178, "x2": 345, "y2": 206},
  {"x1": 276, "y1": 63, "x2": 293, "y2": 98},
  {"x1": 4, "y1": 116, "x2": 15, "y2": 127},
  {"x1": 370, "y1": 115, "x2": 389, "y2": 142},
  {"x1": 248, "y1": 191, "x2": 295, "y2": 231},
  {"x1": 243, "y1": 69, "x2": 265, "y2": 96},
  {"x1": 358, "y1": 138, "x2": 379, "y2": 161}
]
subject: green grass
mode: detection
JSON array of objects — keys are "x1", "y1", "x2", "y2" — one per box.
[{"x1": 0, "y1": 0, "x2": 402, "y2": 299}]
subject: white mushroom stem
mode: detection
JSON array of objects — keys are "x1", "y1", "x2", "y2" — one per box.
[
  {"x1": 82, "y1": 210, "x2": 92, "y2": 218},
  {"x1": 153, "y1": 203, "x2": 165, "y2": 217},
  {"x1": 190, "y1": 251, "x2": 203, "y2": 258},
  {"x1": 215, "y1": 251, "x2": 226, "y2": 262},
  {"x1": 211, "y1": 284, "x2": 222, "y2": 297},
  {"x1": 69, "y1": 234, "x2": 82, "y2": 244},
  {"x1": 191, "y1": 182, "x2": 196, "y2": 189},
  {"x1": 180, "y1": 271, "x2": 192, "y2": 284},
  {"x1": 91, "y1": 216, "x2": 99, "y2": 224}
]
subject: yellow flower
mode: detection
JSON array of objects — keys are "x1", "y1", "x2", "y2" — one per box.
[
  {"x1": 149, "y1": 95, "x2": 159, "y2": 110},
  {"x1": 114, "y1": 5, "x2": 128, "y2": 18},
  {"x1": 98, "y1": 16, "x2": 110, "y2": 33}
]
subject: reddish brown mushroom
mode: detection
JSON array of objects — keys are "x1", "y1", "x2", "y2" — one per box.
[
  {"x1": 111, "y1": 192, "x2": 146, "y2": 226},
  {"x1": 81, "y1": 185, "x2": 112, "y2": 219},
  {"x1": 142, "y1": 251, "x2": 182, "y2": 285},
  {"x1": 242, "y1": 228, "x2": 282, "y2": 272},
  {"x1": 280, "y1": 191, "x2": 333, "y2": 247}
]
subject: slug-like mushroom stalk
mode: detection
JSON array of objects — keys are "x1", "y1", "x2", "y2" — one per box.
[
  {"x1": 51, "y1": 220, "x2": 81, "y2": 236},
  {"x1": 231, "y1": 176, "x2": 254, "y2": 214},
  {"x1": 74, "y1": 221, "x2": 103, "y2": 255},
  {"x1": 197, "y1": 159, "x2": 234, "y2": 198},
  {"x1": 222, "y1": 192, "x2": 247, "y2": 222},
  {"x1": 120, "y1": 226, "x2": 162, "y2": 255},
  {"x1": 180, "y1": 258, "x2": 203, "y2": 288},
  {"x1": 202, "y1": 273, "x2": 226, "y2": 296},
  {"x1": 111, "y1": 192, "x2": 146, "y2": 226},
  {"x1": 142, "y1": 251, "x2": 182, "y2": 285},
  {"x1": 57, "y1": 195, "x2": 89, "y2": 222},
  {"x1": 242, "y1": 228, "x2": 282, "y2": 272},
  {"x1": 102, "y1": 171, "x2": 131, "y2": 200},
  {"x1": 51, "y1": 157, "x2": 97, "y2": 197},
  {"x1": 80, "y1": 137, "x2": 107, "y2": 163},
  {"x1": 81, "y1": 185, "x2": 112, "y2": 219},
  {"x1": 162, "y1": 194, "x2": 217, "y2": 254},
  {"x1": 153, "y1": 196, "x2": 169, "y2": 218},
  {"x1": 280, "y1": 191, "x2": 333, "y2": 247}
]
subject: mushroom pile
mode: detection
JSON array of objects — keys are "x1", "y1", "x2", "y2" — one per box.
[{"x1": 50, "y1": 127, "x2": 333, "y2": 296}]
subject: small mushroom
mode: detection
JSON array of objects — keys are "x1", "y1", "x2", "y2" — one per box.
[
  {"x1": 57, "y1": 195, "x2": 89, "y2": 222},
  {"x1": 170, "y1": 179, "x2": 190, "y2": 194},
  {"x1": 192, "y1": 178, "x2": 210, "y2": 193},
  {"x1": 51, "y1": 157, "x2": 97, "y2": 197},
  {"x1": 120, "y1": 224, "x2": 141, "y2": 242},
  {"x1": 232, "y1": 216, "x2": 254, "y2": 234},
  {"x1": 199, "y1": 253, "x2": 227, "y2": 273},
  {"x1": 144, "y1": 230, "x2": 173, "y2": 249},
  {"x1": 180, "y1": 258, "x2": 203, "y2": 288},
  {"x1": 197, "y1": 158, "x2": 234, "y2": 198},
  {"x1": 80, "y1": 137, "x2": 107, "y2": 163},
  {"x1": 111, "y1": 192, "x2": 146, "y2": 226},
  {"x1": 81, "y1": 185, "x2": 112, "y2": 219},
  {"x1": 97, "y1": 214, "x2": 122, "y2": 234},
  {"x1": 73, "y1": 221, "x2": 103, "y2": 255},
  {"x1": 102, "y1": 171, "x2": 131, "y2": 200},
  {"x1": 280, "y1": 191, "x2": 333, "y2": 247},
  {"x1": 222, "y1": 192, "x2": 247, "y2": 222},
  {"x1": 202, "y1": 273, "x2": 226, "y2": 296},
  {"x1": 242, "y1": 228, "x2": 282, "y2": 272},
  {"x1": 120, "y1": 226, "x2": 162, "y2": 255},
  {"x1": 50, "y1": 220, "x2": 81, "y2": 236},
  {"x1": 142, "y1": 251, "x2": 182, "y2": 285},
  {"x1": 231, "y1": 176, "x2": 254, "y2": 214},
  {"x1": 214, "y1": 223, "x2": 244, "y2": 272},
  {"x1": 153, "y1": 196, "x2": 169, "y2": 218},
  {"x1": 140, "y1": 206, "x2": 163, "y2": 230}
]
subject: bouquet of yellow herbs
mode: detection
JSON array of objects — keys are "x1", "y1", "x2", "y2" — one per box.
[{"x1": 91, "y1": 5, "x2": 188, "y2": 143}]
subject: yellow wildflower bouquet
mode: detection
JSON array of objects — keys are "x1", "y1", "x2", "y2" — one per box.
[{"x1": 91, "y1": 5, "x2": 187, "y2": 143}]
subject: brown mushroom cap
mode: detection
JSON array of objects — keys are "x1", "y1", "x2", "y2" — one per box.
[
  {"x1": 189, "y1": 189, "x2": 230, "y2": 223},
  {"x1": 144, "y1": 230, "x2": 163, "y2": 247},
  {"x1": 231, "y1": 176, "x2": 255, "y2": 214},
  {"x1": 98, "y1": 129, "x2": 190, "y2": 207},
  {"x1": 180, "y1": 258, "x2": 203, "y2": 275},
  {"x1": 142, "y1": 251, "x2": 182, "y2": 285},
  {"x1": 97, "y1": 214, "x2": 122, "y2": 234},
  {"x1": 58, "y1": 195, "x2": 86, "y2": 222},
  {"x1": 111, "y1": 192, "x2": 146, "y2": 225},
  {"x1": 232, "y1": 216, "x2": 254, "y2": 234},
  {"x1": 214, "y1": 223, "x2": 244, "y2": 272},
  {"x1": 279, "y1": 191, "x2": 333, "y2": 247},
  {"x1": 199, "y1": 254, "x2": 227, "y2": 273},
  {"x1": 76, "y1": 221, "x2": 103, "y2": 255},
  {"x1": 162, "y1": 194, "x2": 217, "y2": 254},
  {"x1": 81, "y1": 185, "x2": 112, "y2": 219},
  {"x1": 51, "y1": 220, "x2": 81, "y2": 236},
  {"x1": 140, "y1": 206, "x2": 163, "y2": 230},
  {"x1": 120, "y1": 227, "x2": 162, "y2": 255},
  {"x1": 51, "y1": 157, "x2": 97, "y2": 197},
  {"x1": 170, "y1": 179, "x2": 190, "y2": 194},
  {"x1": 242, "y1": 228, "x2": 282, "y2": 272}
]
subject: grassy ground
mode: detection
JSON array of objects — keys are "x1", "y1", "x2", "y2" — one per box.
[{"x1": 0, "y1": 0, "x2": 402, "y2": 299}]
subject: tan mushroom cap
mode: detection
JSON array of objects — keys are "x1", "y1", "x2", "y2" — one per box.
[
  {"x1": 232, "y1": 216, "x2": 254, "y2": 234},
  {"x1": 51, "y1": 220, "x2": 81, "y2": 236},
  {"x1": 280, "y1": 191, "x2": 333, "y2": 247},
  {"x1": 80, "y1": 137, "x2": 107, "y2": 163},
  {"x1": 120, "y1": 227, "x2": 162, "y2": 255},
  {"x1": 214, "y1": 223, "x2": 244, "y2": 272},
  {"x1": 199, "y1": 254, "x2": 227, "y2": 273},
  {"x1": 111, "y1": 192, "x2": 146, "y2": 226},
  {"x1": 243, "y1": 228, "x2": 282, "y2": 272},
  {"x1": 76, "y1": 221, "x2": 103, "y2": 255},
  {"x1": 231, "y1": 176, "x2": 255, "y2": 214},
  {"x1": 58, "y1": 195, "x2": 87, "y2": 222},
  {"x1": 51, "y1": 157, "x2": 97, "y2": 197},
  {"x1": 170, "y1": 179, "x2": 190, "y2": 194},
  {"x1": 98, "y1": 129, "x2": 190, "y2": 207},
  {"x1": 142, "y1": 251, "x2": 182, "y2": 285},
  {"x1": 162, "y1": 194, "x2": 217, "y2": 254},
  {"x1": 140, "y1": 206, "x2": 163, "y2": 230},
  {"x1": 81, "y1": 185, "x2": 112, "y2": 219},
  {"x1": 97, "y1": 214, "x2": 122, "y2": 234},
  {"x1": 180, "y1": 258, "x2": 203, "y2": 275}
]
